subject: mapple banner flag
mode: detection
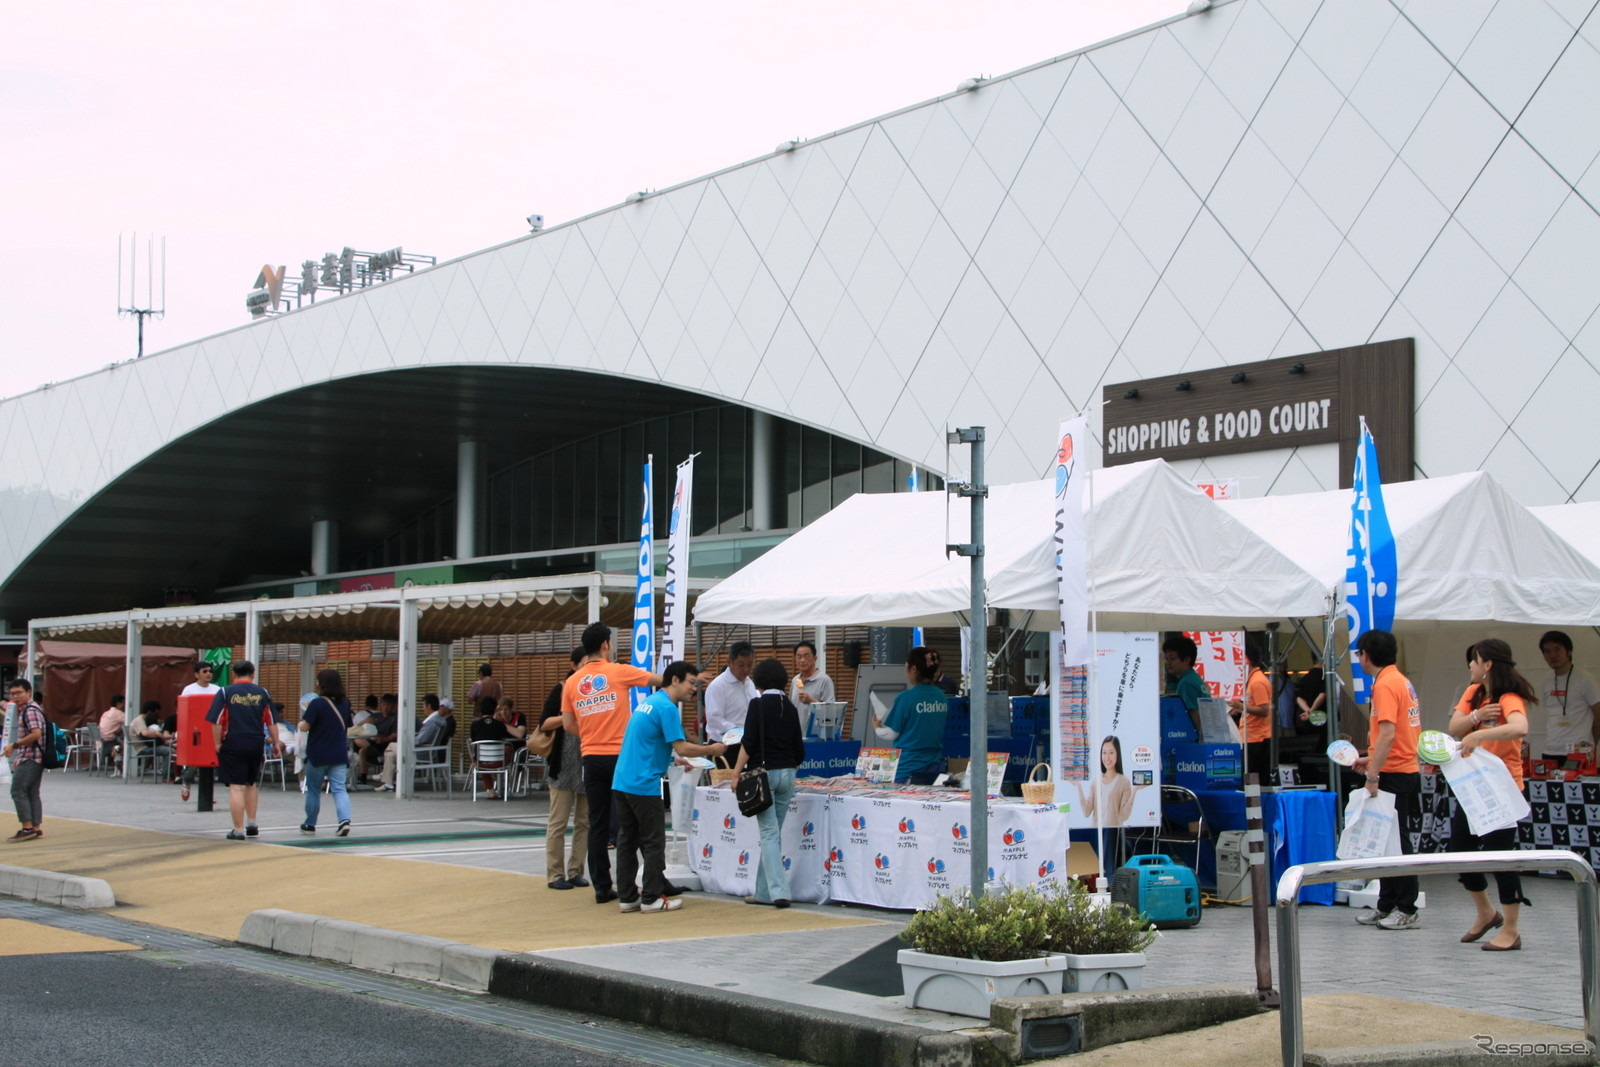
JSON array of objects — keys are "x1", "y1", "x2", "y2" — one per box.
[
  {"x1": 631, "y1": 456, "x2": 653, "y2": 710},
  {"x1": 1344, "y1": 418, "x2": 1395, "y2": 702},
  {"x1": 658, "y1": 455, "x2": 694, "y2": 673}
]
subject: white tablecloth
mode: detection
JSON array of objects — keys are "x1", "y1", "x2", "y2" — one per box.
[{"x1": 689, "y1": 786, "x2": 1068, "y2": 910}]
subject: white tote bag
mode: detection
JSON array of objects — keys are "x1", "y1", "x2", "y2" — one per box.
[
  {"x1": 1337, "y1": 788, "x2": 1403, "y2": 860},
  {"x1": 1440, "y1": 748, "x2": 1530, "y2": 836}
]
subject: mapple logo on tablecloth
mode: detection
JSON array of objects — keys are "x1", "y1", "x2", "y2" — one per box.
[
  {"x1": 824, "y1": 846, "x2": 844, "y2": 873},
  {"x1": 723, "y1": 813, "x2": 736, "y2": 829},
  {"x1": 951, "y1": 823, "x2": 968, "y2": 839},
  {"x1": 701, "y1": 844, "x2": 713, "y2": 859},
  {"x1": 1002, "y1": 827, "x2": 1026, "y2": 845},
  {"x1": 737, "y1": 850, "x2": 750, "y2": 867},
  {"x1": 782, "y1": 856, "x2": 792, "y2": 871},
  {"x1": 873, "y1": 852, "x2": 894, "y2": 885},
  {"x1": 798, "y1": 819, "x2": 819, "y2": 851},
  {"x1": 851, "y1": 813, "x2": 867, "y2": 830},
  {"x1": 988, "y1": 866, "x2": 996, "y2": 881},
  {"x1": 1038, "y1": 859, "x2": 1057, "y2": 878},
  {"x1": 801, "y1": 820, "x2": 815, "y2": 836},
  {"x1": 691, "y1": 807, "x2": 700, "y2": 822},
  {"x1": 927, "y1": 858, "x2": 946, "y2": 874},
  {"x1": 1000, "y1": 826, "x2": 1029, "y2": 860},
  {"x1": 874, "y1": 853, "x2": 890, "y2": 870},
  {"x1": 849, "y1": 812, "x2": 870, "y2": 846},
  {"x1": 898, "y1": 817, "x2": 916, "y2": 833}
]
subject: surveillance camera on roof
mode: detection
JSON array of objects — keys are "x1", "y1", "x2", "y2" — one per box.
[{"x1": 527, "y1": 214, "x2": 545, "y2": 232}]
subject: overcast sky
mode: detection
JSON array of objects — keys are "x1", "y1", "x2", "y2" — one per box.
[{"x1": 2, "y1": 0, "x2": 1180, "y2": 398}]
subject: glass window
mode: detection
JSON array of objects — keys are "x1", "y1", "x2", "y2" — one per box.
[{"x1": 801, "y1": 426, "x2": 831, "y2": 525}]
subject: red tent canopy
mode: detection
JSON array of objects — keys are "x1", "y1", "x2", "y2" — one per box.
[{"x1": 34, "y1": 640, "x2": 199, "y2": 729}]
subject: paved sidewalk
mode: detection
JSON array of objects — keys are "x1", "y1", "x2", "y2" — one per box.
[{"x1": 8, "y1": 770, "x2": 1595, "y2": 1061}]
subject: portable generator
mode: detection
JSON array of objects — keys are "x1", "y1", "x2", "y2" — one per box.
[{"x1": 1111, "y1": 854, "x2": 1201, "y2": 928}]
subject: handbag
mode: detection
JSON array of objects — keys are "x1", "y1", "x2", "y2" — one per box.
[
  {"x1": 526, "y1": 725, "x2": 556, "y2": 759},
  {"x1": 734, "y1": 695, "x2": 774, "y2": 817}
]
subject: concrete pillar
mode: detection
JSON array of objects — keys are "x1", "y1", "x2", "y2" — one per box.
[
  {"x1": 396, "y1": 597, "x2": 419, "y2": 800},
  {"x1": 244, "y1": 607, "x2": 260, "y2": 667},
  {"x1": 299, "y1": 644, "x2": 317, "y2": 697},
  {"x1": 456, "y1": 439, "x2": 485, "y2": 560},
  {"x1": 437, "y1": 640, "x2": 453, "y2": 707},
  {"x1": 123, "y1": 620, "x2": 142, "y2": 782},
  {"x1": 311, "y1": 520, "x2": 338, "y2": 577},
  {"x1": 750, "y1": 411, "x2": 780, "y2": 531}
]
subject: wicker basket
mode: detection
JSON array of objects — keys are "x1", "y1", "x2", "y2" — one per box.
[
  {"x1": 1020, "y1": 762, "x2": 1055, "y2": 805},
  {"x1": 709, "y1": 755, "x2": 736, "y2": 786}
]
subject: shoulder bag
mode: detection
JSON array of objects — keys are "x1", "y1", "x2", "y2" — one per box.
[{"x1": 735, "y1": 695, "x2": 774, "y2": 817}]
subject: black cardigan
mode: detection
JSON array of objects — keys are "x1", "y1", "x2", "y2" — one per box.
[{"x1": 741, "y1": 692, "x2": 806, "y2": 770}]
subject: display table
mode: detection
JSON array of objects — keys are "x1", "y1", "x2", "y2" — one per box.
[
  {"x1": 1418, "y1": 774, "x2": 1598, "y2": 870},
  {"x1": 1185, "y1": 789, "x2": 1338, "y2": 905},
  {"x1": 689, "y1": 784, "x2": 1067, "y2": 910}
]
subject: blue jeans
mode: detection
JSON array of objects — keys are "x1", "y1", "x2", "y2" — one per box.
[
  {"x1": 304, "y1": 763, "x2": 350, "y2": 827},
  {"x1": 753, "y1": 768, "x2": 797, "y2": 903}
]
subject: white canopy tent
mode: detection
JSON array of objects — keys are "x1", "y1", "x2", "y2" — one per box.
[
  {"x1": 1531, "y1": 501, "x2": 1600, "y2": 570},
  {"x1": 692, "y1": 458, "x2": 1329, "y2": 630},
  {"x1": 1220, "y1": 471, "x2": 1600, "y2": 630}
]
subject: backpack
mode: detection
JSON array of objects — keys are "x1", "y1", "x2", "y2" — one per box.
[{"x1": 39, "y1": 714, "x2": 67, "y2": 770}]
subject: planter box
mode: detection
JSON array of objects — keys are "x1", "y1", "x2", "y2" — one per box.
[
  {"x1": 1060, "y1": 951, "x2": 1146, "y2": 993},
  {"x1": 897, "y1": 949, "x2": 1066, "y2": 1018}
]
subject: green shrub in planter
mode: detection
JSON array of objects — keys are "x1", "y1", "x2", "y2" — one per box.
[{"x1": 900, "y1": 881, "x2": 1156, "y2": 961}]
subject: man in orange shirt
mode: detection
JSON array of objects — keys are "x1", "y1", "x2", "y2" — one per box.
[
  {"x1": 1229, "y1": 642, "x2": 1273, "y2": 780},
  {"x1": 561, "y1": 622, "x2": 663, "y2": 905},
  {"x1": 1351, "y1": 629, "x2": 1423, "y2": 931}
]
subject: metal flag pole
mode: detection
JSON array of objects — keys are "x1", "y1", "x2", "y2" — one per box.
[{"x1": 947, "y1": 427, "x2": 988, "y2": 898}]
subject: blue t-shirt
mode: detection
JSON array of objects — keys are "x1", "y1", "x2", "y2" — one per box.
[
  {"x1": 885, "y1": 683, "x2": 950, "y2": 778},
  {"x1": 301, "y1": 697, "x2": 351, "y2": 767},
  {"x1": 613, "y1": 690, "x2": 686, "y2": 797},
  {"x1": 1174, "y1": 669, "x2": 1207, "y2": 712},
  {"x1": 205, "y1": 683, "x2": 280, "y2": 751}
]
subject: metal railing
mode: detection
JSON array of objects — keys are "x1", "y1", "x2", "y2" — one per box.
[{"x1": 1275, "y1": 851, "x2": 1598, "y2": 1067}]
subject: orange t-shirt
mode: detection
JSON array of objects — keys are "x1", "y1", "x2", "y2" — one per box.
[
  {"x1": 1369, "y1": 664, "x2": 1421, "y2": 773},
  {"x1": 1243, "y1": 668, "x2": 1273, "y2": 743},
  {"x1": 562, "y1": 661, "x2": 653, "y2": 756},
  {"x1": 1454, "y1": 684, "x2": 1528, "y2": 791}
]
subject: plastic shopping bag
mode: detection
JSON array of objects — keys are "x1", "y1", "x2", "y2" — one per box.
[
  {"x1": 1439, "y1": 748, "x2": 1530, "y2": 836},
  {"x1": 1336, "y1": 788, "x2": 1402, "y2": 860}
]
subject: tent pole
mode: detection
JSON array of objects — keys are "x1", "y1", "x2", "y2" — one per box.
[
  {"x1": 123, "y1": 620, "x2": 142, "y2": 783},
  {"x1": 947, "y1": 426, "x2": 988, "y2": 899}
]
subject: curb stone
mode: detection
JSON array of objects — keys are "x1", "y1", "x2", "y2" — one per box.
[{"x1": 0, "y1": 863, "x2": 115, "y2": 909}]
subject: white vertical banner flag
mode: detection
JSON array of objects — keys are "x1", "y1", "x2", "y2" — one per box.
[
  {"x1": 631, "y1": 456, "x2": 654, "y2": 711},
  {"x1": 1053, "y1": 419, "x2": 1091, "y2": 666},
  {"x1": 658, "y1": 455, "x2": 694, "y2": 672}
]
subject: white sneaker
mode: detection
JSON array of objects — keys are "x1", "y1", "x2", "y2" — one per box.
[
  {"x1": 640, "y1": 897, "x2": 683, "y2": 913},
  {"x1": 1354, "y1": 909, "x2": 1391, "y2": 926},
  {"x1": 1377, "y1": 910, "x2": 1420, "y2": 931},
  {"x1": 618, "y1": 898, "x2": 641, "y2": 913}
]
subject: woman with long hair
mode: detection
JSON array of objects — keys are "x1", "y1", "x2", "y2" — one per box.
[
  {"x1": 1074, "y1": 734, "x2": 1148, "y2": 826},
  {"x1": 1446, "y1": 639, "x2": 1533, "y2": 951},
  {"x1": 298, "y1": 668, "x2": 353, "y2": 836}
]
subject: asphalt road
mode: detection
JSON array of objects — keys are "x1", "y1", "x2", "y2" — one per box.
[{"x1": 3, "y1": 952, "x2": 632, "y2": 1067}]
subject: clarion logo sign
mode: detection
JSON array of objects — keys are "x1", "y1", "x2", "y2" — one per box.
[{"x1": 1176, "y1": 761, "x2": 1206, "y2": 773}]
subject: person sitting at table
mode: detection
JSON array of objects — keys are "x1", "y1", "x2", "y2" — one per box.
[
  {"x1": 130, "y1": 699, "x2": 173, "y2": 768},
  {"x1": 872, "y1": 646, "x2": 950, "y2": 785},
  {"x1": 470, "y1": 699, "x2": 518, "y2": 798},
  {"x1": 733, "y1": 658, "x2": 805, "y2": 908},
  {"x1": 1447, "y1": 639, "x2": 1533, "y2": 952},
  {"x1": 98, "y1": 695, "x2": 127, "y2": 770},
  {"x1": 1073, "y1": 734, "x2": 1148, "y2": 826}
]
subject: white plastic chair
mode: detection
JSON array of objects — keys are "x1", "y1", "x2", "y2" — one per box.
[
  {"x1": 471, "y1": 740, "x2": 510, "y2": 802},
  {"x1": 66, "y1": 725, "x2": 98, "y2": 771},
  {"x1": 415, "y1": 743, "x2": 453, "y2": 797},
  {"x1": 260, "y1": 742, "x2": 286, "y2": 791}
]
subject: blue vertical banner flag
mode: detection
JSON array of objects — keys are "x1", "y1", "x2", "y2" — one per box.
[
  {"x1": 632, "y1": 456, "x2": 654, "y2": 710},
  {"x1": 657, "y1": 455, "x2": 694, "y2": 673},
  {"x1": 1344, "y1": 417, "x2": 1396, "y2": 702}
]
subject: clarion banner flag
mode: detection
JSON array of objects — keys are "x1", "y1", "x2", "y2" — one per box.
[
  {"x1": 1344, "y1": 417, "x2": 1395, "y2": 702},
  {"x1": 631, "y1": 456, "x2": 654, "y2": 710},
  {"x1": 658, "y1": 455, "x2": 694, "y2": 673}
]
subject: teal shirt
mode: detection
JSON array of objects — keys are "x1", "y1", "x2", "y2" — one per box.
[
  {"x1": 885, "y1": 683, "x2": 950, "y2": 778},
  {"x1": 1175, "y1": 669, "x2": 1207, "y2": 712}
]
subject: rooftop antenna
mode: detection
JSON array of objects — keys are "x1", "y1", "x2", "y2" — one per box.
[{"x1": 117, "y1": 233, "x2": 166, "y2": 359}]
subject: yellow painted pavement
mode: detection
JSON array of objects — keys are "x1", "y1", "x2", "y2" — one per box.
[{"x1": 0, "y1": 918, "x2": 135, "y2": 955}]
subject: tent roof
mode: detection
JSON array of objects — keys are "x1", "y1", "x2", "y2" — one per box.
[
  {"x1": 34, "y1": 640, "x2": 199, "y2": 667},
  {"x1": 1531, "y1": 501, "x2": 1600, "y2": 567},
  {"x1": 1220, "y1": 471, "x2": 1600, "y2": 628},
  {"x1": 692, "y1": 459, "x2": 1328, "y2": 630}
]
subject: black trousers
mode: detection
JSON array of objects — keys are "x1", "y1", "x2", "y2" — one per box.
[
  {"x1": 1376, "y1": 770, "x2": 1421, "y2": 915},
  {"x1": 615, "y1": 789, "x2": 668, "y2": 904},
  {"x1": 582, "y1": 754, "x2": 619, "y2": 894},
  {"x1": 1447, "y1": 798, "x2": 1527, "y2": 906}
]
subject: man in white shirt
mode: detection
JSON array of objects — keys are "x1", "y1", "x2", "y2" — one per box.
[
  {"x1": 703, "y1": 641, "x2": 757, "y2": 762},
  {"x1": 181, "y1": 662, "x2": 221, "y2": 698},
  {"x1": 1537, "y1": 630, "x2": 1600, "y2": 759},
  {"x1": 789, "y1": 641, "x2": 835, "y2": 706}
]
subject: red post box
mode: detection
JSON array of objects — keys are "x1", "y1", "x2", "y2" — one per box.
[{"x1": 176, "y1": 692, "x2": 218, "y2": 768}]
